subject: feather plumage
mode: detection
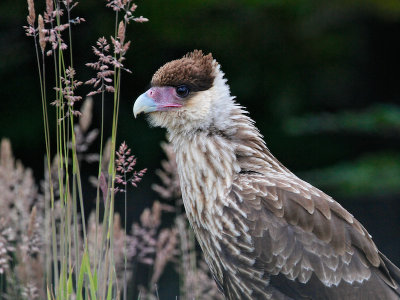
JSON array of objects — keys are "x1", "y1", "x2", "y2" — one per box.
[{"x1": 135, "y1": 50, "x2": 400, "y2": 299}]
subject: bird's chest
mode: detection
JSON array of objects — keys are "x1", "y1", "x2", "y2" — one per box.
[
  {"x1": 174, "y1": 143, "x2": 231, "y2": 285},
  {"x1": 172, "y1": 136, "x2": 248, "y2": 287},
  {"x1": 173, "y1": 137, "x2": 236, "y2": 230}
]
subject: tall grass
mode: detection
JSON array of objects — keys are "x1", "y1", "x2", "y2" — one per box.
[{"x1": 23, "y1": 0, "x2": 148, "y2": 298}]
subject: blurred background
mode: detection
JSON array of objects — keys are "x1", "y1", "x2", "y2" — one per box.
[{"x1": 1, "y1": 0, "x2": 399, "y2": 296}]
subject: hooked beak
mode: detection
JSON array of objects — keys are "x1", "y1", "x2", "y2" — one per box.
[
  {"x1": 134, "y1": 87, "x2": 184, "y2": 118},
  {"x1": 133, "y1": 92, "x2": 157, "y2": 118}
]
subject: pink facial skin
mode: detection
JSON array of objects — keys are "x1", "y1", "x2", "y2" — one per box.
[{"x1": 147, "y1": 86, "x2": 184, "y2": 111}]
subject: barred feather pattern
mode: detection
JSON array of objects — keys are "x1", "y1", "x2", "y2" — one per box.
[{"x1": 164, "y1": 71, "x2": 400, "y2": 300}]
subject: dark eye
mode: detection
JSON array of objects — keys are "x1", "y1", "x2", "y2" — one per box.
[{"x1": 176, "y1": 85, "x2": 190, "y2": 98}]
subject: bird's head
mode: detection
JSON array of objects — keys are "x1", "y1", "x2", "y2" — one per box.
[{"x1": 133, "y1": 50, "x2": 235, "y2": 134}]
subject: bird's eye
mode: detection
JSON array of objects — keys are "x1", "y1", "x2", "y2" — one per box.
[{"x1": 176, "y1": 85, "x2": 190, "y2": 98}]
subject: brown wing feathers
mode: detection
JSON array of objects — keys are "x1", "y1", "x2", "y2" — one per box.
[
  {"x1": 246, "y1": 172, "x2": 378, "y2": 264},
  {"x1": 222, "y1": 173, "x2": 400, "y2": 298}
]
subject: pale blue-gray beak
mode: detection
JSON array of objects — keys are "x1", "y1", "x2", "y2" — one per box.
[{"x1": 133, "y1": 92, "x2": 158, "y2": 118}]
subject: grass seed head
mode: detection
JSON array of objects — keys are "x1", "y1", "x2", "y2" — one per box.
[
  {"x1": 118, "y1": 21, "x2": 125, "y2": 43},
  {"x1": 26, "y1": 0, "x2": 36, "y2": 26},
  {"x1": 38, "y1": 15, "x2": 46, "y2": 52}
]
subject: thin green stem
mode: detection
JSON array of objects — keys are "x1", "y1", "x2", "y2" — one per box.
[
  {"x1": 66, "y1": 2, "x2": 74, "y2": 69},
  {"x1": 73, "y1": 172, "x2": 79, "y2": 290},
  {"x1": 123, "y1": 172, "x2": 128, "y2": 300},
  {"x1": 95, "y1": 57, "x2": 106, "y2": 274}
]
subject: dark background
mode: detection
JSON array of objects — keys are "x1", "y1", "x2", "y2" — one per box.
[{"x1": 1, "y1": 0, "x2": 399, "y2": 293}]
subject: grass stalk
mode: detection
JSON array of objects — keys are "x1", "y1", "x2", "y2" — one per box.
[
  {"x1": 94, "y1": 56, "x2": 107, "y2": 275},
  {"x1": 123, "y1": 172, "x2": 128, "y2": 300}
]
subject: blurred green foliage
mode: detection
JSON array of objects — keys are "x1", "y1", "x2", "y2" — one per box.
[
  {"x1": 285, "y1": 103, "x2": 400, "y2": 198},
  {"x1": 285, "y1": 104, "x2": 400, "y2": 136},
  {"x1": 299, "y1": 152, "x2": 400, "y2": 197}
]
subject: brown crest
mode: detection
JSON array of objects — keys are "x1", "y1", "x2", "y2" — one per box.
[{"x1": 151, "y1": 50, "x2": 216, "y2": 92}]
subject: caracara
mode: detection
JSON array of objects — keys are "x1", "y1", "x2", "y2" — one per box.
[{"x1": 133, "y1": 50, "x2": 400, "y2": 299}]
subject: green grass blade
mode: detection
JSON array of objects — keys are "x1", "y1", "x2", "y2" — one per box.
[
  {"x1": 83, "y1": 251, "x2": 97, "y2": 300},
  {"x1": 77, "y1": 253, "x2": 87, "y2": 300},
  {"x1": 67, "y1": 268, "x2": 74, "y2": 297}
]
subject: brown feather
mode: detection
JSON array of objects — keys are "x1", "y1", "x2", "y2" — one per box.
[
  {"x1": 151, "y1": 50, "x2": 215, "y2": 91},
  {"x1": 140, "y1": 51, "x2": 400, "y2": 299},
  {"x1": 312, "y1": 209, "x2": 333, "y2": 242}
]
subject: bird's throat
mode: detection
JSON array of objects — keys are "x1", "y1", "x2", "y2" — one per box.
[{"x1": 170, "y1": 131, "x2": 239, "y2": 231}]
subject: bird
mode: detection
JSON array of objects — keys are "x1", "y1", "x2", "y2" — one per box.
[{"x1": 133, "y1": 50, "x2": 400, "y2": 299}]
